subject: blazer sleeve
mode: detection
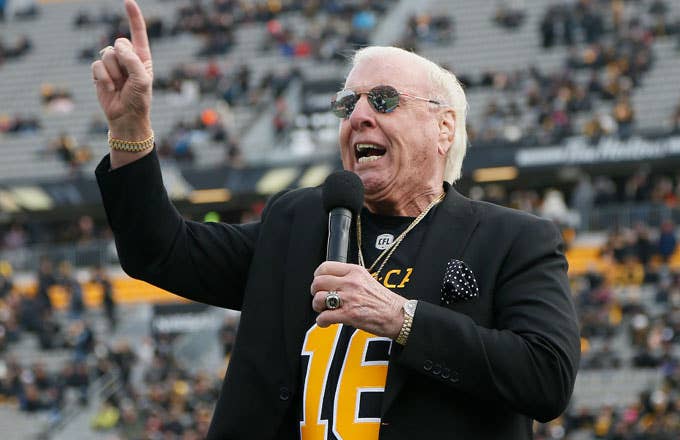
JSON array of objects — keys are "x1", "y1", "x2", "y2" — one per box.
[
  {"x1": 396, "y1": 216, "x2": 580, "y2": 422},
  {"x1": 95, "y1": 151, "x2": 270, "y2": 310}
]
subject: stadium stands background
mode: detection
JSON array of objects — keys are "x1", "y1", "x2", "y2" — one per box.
[{"x1": 1, "y1": 0, "x2": 680, "y2": 438}]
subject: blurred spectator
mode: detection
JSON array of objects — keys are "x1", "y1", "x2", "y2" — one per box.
[
  {"x1": 117, "y1": 399, "x2": 146, "y2": 439},
  {"x1": 0, "y1": 260, "x2": 13, "y2": 300},
  {"x1": 8, "y1": 0, "x2": 39, "y2": 20},
  {"x1": 20, "y1": 383, "x2": 50, "y2": 412},
  {"x1": 540, "y1": 2, "x2": 607, "y2": 49},
  {"x1": 35, "y1": 256, "x2": 56, "y2": 312},
  {"x1": 198, "y1": 30, "x2": 234, "y2": 57},
  {"x1": 40, "y1": 84, "x2": 74, "y2": 113},
  {"x1": 540, "y1": 6, "x2": 573, "y2": 48},
  {"x1": 58, "y1": 260, "x2": 85, "y2": 319},
  {"x1": 651, "y1": 176, "x2": 677, "y2": 207},
  {"x1": 0, "y1": 35, "x2": 32, "y2": 65},
  {"x1": 36, "y1": 308, "x2": 63, "y2": 350},
  {"x1": 571, "y1": 175, "x2": 595, "y2": 230},
  {"x1": 539, "y1": 188, "x2": 575, "y2": 226},
  {"x1": 219, "y1": 315, "x2": 238, "y2": 358},
  {"x1": 74, "y1": 215, "x2": 96, "y2": 245},
  {"x1": 404, "y1": 12, "x2": 454, "y2": 47},
  {"x1": 0, "y1": 113, "x2": 40, "y2": 134},
  {"x1": 45, "y1": 132, "x2": 92, "y2": 173},
  {"x1": 73, "y1": 8, "x2": 94, "y2": 27},
  {"x1": 272, "y1": 96, "x2": 291, "y2": 143},
  {"x1": 91, "y1": 265, "x2": 116, "y2": 332},
  {"x1": 225, "y1": 139, "x2": 244, "y2": 168},
  {"x1": 87, "y1": 116, "x2": 109, "y2": 135},
  {"x1": 46, "y1": 132, "x2": 77, "y2": 164},
  {"x1": 671, "y1": 101, "x2": 680, "y2": 135},
  {"x1": 493, "y1": 1, "x2": 526, "y2": 29},
  {"x1": 625, "y1": 168, "x2": 652, "y2": 202},
  {"x1": 61, "y1": 361, "x2": 89, "y2": 405},
  {"x1": 67, "y1": 320, "x2": 94, "y2": 362},
  {"x1": 593, "y1": 175, "x2": 617, "y2": 205},
  {"x1": 658, "y1": 221, "x2": 677, "y2": 263},
  {"x1": 91, "y1": 400, "x2": 120, "y2": 431},
  {"x1": 8, "y1": 292, "x2": 30, "y2": 332},
  {"x1": 586, "y1": 341, "x2": 621, "y2": 369},
  {"x1": 612, "y1": 254, "x2": 645, "y2": 286},
  {"x1": 648, "y1": 0, "x2": 669, "y2": 35},
  {"x1": 634, "y1": 223, "x2": 655, "y2": 266},
  {"x1": 613, "y1": 95, "x2": 635, "y2": 140},
  {"x1": 109, "y1": 340, "x2": 136, "y2": 386},
  {"x1": 583, "y1": 111, "x2": 615, "y2": 144},
  {"x1": 3, "y1": 221, "x2": 26, "y2": 250}
]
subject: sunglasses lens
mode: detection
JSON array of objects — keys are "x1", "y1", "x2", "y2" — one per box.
[
  {"x1": 331, "y1": 90, "x2": 358, "y2": 118},
  {"x1": 331, "y1": 86, "x2": 401, "y2": 118},
  {"x1": 369, "y1": 86, "x2": 400, "y2": 113}
]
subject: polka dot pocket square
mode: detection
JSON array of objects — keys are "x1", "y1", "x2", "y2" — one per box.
[{"x1": 440, "y1": 259, "x2": 479, "y2": 305}]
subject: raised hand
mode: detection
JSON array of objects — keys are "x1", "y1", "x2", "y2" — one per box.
[{"x1": 91, "y1": 0, "x2": 153, "y2": 145}]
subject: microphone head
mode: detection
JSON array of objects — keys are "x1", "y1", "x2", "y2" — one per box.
[{"x1": 322, "y1": 170, "x2": 365, "y2": 215}]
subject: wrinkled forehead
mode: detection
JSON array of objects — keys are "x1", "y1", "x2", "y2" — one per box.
[{"x1": 344, "y1": 55, "x2": 431, "y2": 95}]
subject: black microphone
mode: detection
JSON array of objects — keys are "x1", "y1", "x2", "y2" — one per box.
[{"x1": 322, "y1": 171, "x2": 364, "y2": 262}]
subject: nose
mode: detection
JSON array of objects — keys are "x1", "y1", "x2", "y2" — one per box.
[{"x1": 348, "y1": 94, "x2": 377, "y2": 130}]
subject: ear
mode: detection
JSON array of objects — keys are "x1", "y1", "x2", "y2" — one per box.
[{"x1": 437, "y1": 109, "x2": 455, "y2": 156}]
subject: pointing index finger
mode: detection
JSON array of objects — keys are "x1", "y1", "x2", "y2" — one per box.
[{"x1": 124, "y1": 0, "x2": 151, "y2": 63}]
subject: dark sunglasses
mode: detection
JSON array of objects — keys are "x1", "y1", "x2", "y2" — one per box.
[{"x1": 331, "y1": 85, "x2": 445, "y2": 119}]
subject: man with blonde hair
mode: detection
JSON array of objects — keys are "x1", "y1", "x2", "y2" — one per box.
[{"x1": 94, "y1": 1, "x2": 579, "y2": 438}]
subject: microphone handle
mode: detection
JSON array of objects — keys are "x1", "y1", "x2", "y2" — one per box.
[{"x1": 327, "y1": 208, "x2": 352, "y2": 262}]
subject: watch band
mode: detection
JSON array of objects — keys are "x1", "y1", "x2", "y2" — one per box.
[
  {"x1": 108, "y1": 130, "x2": 155, "y2": 152},
  {"x1": 396, "y1": 300, "x2": 417, "y2": 346}
]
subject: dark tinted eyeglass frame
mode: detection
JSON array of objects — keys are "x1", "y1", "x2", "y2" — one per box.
[{"x1": 330, "y1": 85, "x2": 445, "y2": 119}]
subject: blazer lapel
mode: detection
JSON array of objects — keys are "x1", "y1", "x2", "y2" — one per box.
[
  {"x1": 281, "y1": 190, "x2": 327, "y2": 380},
  {"x1": 382, "y1": 187, "x2": 480, "y2": 414}
]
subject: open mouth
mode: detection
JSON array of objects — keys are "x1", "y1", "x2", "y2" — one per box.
[{"x1": 355, "y1": 143, "x2": 386, "y2": 163}]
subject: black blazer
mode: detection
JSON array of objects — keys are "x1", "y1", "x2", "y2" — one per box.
[{"x1": 96, "y1": 151, "x2": 580, "y2": 440}]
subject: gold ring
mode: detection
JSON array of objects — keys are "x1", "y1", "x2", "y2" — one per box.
[{"x1": 99, "y1": 45, "x2": 114, "y2": 57}]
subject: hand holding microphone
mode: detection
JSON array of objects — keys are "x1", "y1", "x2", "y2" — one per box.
[
  {"x1": 311, "y1": 171, "x2": 406, "y2": 339},
  {"x1": 320, "y1": 170, "x2": 364, "y2": 311}
]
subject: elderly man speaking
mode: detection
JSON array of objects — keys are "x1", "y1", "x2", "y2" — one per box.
[{"x1": 94, "y1": 1, "x2": 580, "y2": 438}]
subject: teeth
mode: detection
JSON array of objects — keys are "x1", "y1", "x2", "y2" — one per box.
[
  {"x1": 355, "y1": 143, "x2": 384, "y2": 152},
  {"x1": 358, "y1": 155, "x2": 381, "y2": 163}
]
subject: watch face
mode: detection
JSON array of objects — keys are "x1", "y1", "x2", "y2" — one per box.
[{"x1": 404, "y1": 300, "x2": 417, "y2": 315}]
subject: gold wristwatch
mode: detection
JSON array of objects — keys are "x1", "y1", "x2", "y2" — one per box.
[{"x1": 396, "y1": 299, "x2": 418, "y2": 345}]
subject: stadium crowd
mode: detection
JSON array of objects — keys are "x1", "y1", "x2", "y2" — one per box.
[
  {"x1": 2, "y1": 169, "x2": 680, "y2": 437},
  {"x1": 397, "y1": 0, "x2": 679, "y2": 149},
  {"x1": 0, "y1": 259, "x2": 117, "y2": 415},
  {"x1": 4, "y1": 216, "x2": 680, "y2": 438},
  {"x1": 2, "y1": 0, "x2": 680, "y2": 438},
  {"x1": 0, "y1": 214, "x2": 110, "y2": 252},
  {"x1": 534, "y1": 257, "x2": 680, "y2": 439},
  {"x1": 2, "y1": 165, "x2": 680, "y2": 252},
  {"x1": 0, "y1": 259, "x2": 233, "y2": 439},
  {"x1": 40, "y1": 0, "x2": 680, "y2": 169},
  {"x1": 76, "y1": 0, "x2": 397, "y2": 62}
]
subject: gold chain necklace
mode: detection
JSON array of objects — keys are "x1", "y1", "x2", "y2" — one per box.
[{"x1": 357, "y1": 192, "x2": 445, "y2": 279}]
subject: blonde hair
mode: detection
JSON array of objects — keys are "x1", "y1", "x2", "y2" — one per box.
[{"x1": 350, "y1": 46, "x2": 468, "y2": 183}]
